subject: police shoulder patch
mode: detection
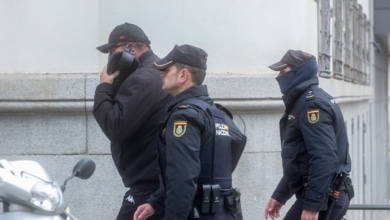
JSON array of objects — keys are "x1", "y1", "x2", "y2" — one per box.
[
  {"x1": 305, "y1": 90, "x2": 315, "y2": 100},
  {"x1": 307, "y1": 109, "x2": 320, "y2": 124},
  {"x1": 173, "y1": 121, "x2": 187, "y2": 137}
]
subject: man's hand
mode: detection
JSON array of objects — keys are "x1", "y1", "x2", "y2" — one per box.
[
  {"x1": 264, "y1": 198, "x2": 283, "y2": 219},
  {"x1": 99, "y1": 65, "x2": 120, "y2": 84},
  {"x1": 301, "y1": 209, "x2": 319, "y2": 220},
  {"x1": 133, "y1": 203, "x2": 155, "y2": 220}
]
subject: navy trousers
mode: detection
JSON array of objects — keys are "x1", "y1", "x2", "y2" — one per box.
[
  {"x1": 188, "y1": 198, "x2": 242, "y2": 220},
  {"x1": 284, "y1": 190, "x2": 350, "y2": 220},
  {"x1": 193, "y1": 206, "x2": 238, "y2": 220}
]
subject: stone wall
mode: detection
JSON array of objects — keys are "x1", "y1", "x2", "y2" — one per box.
[{"x1": 0, "y1": 73, "x2": 375, "y2": 219}]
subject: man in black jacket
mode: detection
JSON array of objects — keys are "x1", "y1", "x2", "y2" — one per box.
[
  {"x1": 264, "y1": 50, "x2": 353, "y2": 220},
  {"x1": 93, "y1": 22, "x2": 171, "y2": 220}
]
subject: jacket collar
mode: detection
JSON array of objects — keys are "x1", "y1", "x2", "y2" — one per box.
[
  {"x1": 282, "y1": 77, "x2": 319, "y2": 108},
  {"x1": 167, "y1": 85, "x2": 211, "y2": 112},
  {"x1": 138, "y1": 49, "x2": 156, "y2": 66}
]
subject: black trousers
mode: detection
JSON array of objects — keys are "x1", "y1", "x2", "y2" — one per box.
[
  {"x1": 116, "y1": 188, "x2": 164, "y2": 220},
  {"x1": 284, "y1": 190, "x2": 350, "y2": 220},
  {"x1": 190, "y1": 206, "x2": 238, "y2": 220},
  {"x1": 188, "y1": 197, "x2": 242, "y2": 220}
]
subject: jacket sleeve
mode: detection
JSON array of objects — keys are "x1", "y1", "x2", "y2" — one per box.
[
  {"x1": 93, "y1": 75, "x2": 155, "y2": 142},
  {"x1": 163, "y1": 108, "x2": 205, "y2": 219},
  {"x1": 272, "y1": 176, "x2": 294, "y2": 205},
  {"x1": 146, "y1": 185, "x2": 165, "y2": 213},
  {"x1": 299, "y1": 100, "x2": 339, "y2": 211}
]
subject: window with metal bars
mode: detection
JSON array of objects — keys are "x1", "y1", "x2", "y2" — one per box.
[{"x1": 317, "y1": 0, "x2": 370, "y2": 85}]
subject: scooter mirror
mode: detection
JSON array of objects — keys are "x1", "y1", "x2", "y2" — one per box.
[{"x1": 72, "y1": 158, "x2": 96, "y2": 180}]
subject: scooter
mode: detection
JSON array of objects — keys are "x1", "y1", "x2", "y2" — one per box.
[{"x1": 0, "y1": 158, "x2": 96, "y2": 219}]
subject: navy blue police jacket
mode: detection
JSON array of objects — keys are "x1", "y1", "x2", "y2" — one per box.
[
  {"x1": 271, "y1": 76, "x2": 351, "y2": 211},
  {"x1": 157, "y1": 85, "x2": 215, "y2": 219}
]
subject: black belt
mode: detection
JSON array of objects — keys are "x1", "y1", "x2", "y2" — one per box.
[{"x1": 220, "y1": 188, "x2": 233, "y2": 197}]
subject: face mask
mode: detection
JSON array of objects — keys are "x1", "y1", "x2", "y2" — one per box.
[
  {"x1": 276, "y1": 70, "x2": 296, "y2": 94},
  {"x1": 275, "y1": 60, "x2": 319, "y2": 95}
]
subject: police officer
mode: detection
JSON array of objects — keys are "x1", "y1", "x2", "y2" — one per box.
[
  {"x1": 133, "y1": 44, "x2": 244, "y2": 220},
  {"x1": 264, "y1": 50, "x2": 353, "y2": 220}
]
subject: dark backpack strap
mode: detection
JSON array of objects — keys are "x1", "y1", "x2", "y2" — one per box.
[
  {"x1": 181, "y1": 98, "x2": 236, "y2": 189},
  {"x1": 183, "y1": 98, "x2": 225, "y2": 120},
  {"x1": 181, "y1": 98, "x2": 217, "y2": 184}
]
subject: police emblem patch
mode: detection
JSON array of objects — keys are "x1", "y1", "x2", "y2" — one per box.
[
  {"x1": 307, "y1": 109, "x2": 320, "y2": 124},
  {"x1": 173, "y1": 121, "x2": 187, "y2": 137}
]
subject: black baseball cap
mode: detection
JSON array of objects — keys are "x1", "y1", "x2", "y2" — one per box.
[
  {"x1": 154, "y1": 44, "x2": 208, "y2": 71},
  {"x1": 269, "y1": 49, "x2": 316, "y2": 71},
  {"x1": 96, "y1": 23, "x2": 151, "y2": 53}
]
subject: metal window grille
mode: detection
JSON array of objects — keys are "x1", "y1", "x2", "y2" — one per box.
[
  {"x1": 351, "y1": 3, "x2": 363, "y2": 84},
  {"x1": 333, "y1": 0, "x2": 344, "y2": 80},
  {"x1": 318, "y1": 0, "x2": 370, "y2": 84},
  {"x1": 362, "y1": 19, "x2": 371, "y2": 85},
  {"x1": 318, "y1": 0, "x2": 332, "y2": 78},
  {"x1": 343, "y1": 0, "x2": 353, "y2": 82}
]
